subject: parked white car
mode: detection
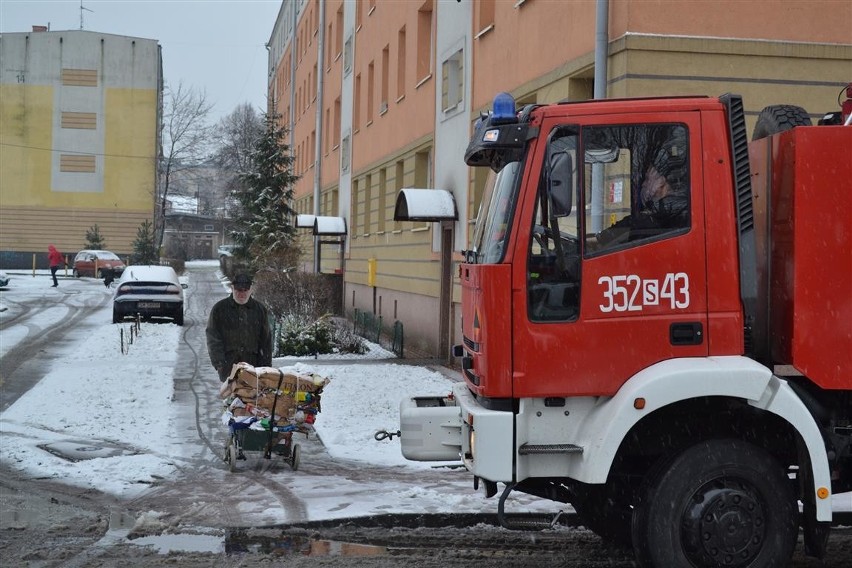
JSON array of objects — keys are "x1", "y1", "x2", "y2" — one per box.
[{"x1": 113, "y1": 265, "x2": 186, "y2": 325}]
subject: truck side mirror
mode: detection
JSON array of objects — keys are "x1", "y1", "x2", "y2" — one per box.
[{"x1": 549, "y1": 151, "x2": 573, "y2": 217}]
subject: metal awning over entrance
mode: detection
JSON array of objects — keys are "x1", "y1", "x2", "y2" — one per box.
[
  {"x1": 393, "y1": 188, "x2": 457, "y2": 222},
  {"x1": 294, "y1": 215, "x2": 347, "y2": 273}
]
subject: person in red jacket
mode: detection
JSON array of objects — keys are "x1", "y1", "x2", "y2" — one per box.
[{"x1": 47, "y1": 245, "x2": 66, "y2": 287}]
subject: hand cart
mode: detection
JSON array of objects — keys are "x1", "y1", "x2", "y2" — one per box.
[
  {"x1": 223, "y1": 419, "x2": 304, "y2": 472},
  {"x1": 219, "y1": 364, "x2": 325, "y2": 473}
]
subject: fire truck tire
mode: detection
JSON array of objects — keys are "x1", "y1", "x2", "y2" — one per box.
[
  {"x1": 631, "y1": 439, "x2": 797, "y2": 568},
  {"x1": 752, "y1": 104, "x2": 812, "y2": 141}
]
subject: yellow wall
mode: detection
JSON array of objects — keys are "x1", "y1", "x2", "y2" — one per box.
[
  {"x1": 103, "y1": 88, "x2": 158, "y2": 211},
  {"x1": 0, "y1": 84, "x2": 54, "y2": 205}
]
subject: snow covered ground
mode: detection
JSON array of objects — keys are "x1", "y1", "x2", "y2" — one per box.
[
  {"x1": 0, "y1": 262, "x2": 848, "y2": 520},
  {"x1": 0, "y1": 261, "x2": 482, "y2": 517}
]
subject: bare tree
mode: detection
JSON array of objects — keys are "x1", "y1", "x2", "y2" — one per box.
[
  {"x1": 211, "y1": 103, "x2": 264, "y2": 219},
  {"x1": 214, "y1": 103, "x2": 264, "y2": 172},
  {"x1": 156, "y1": 81, "x2": 213, "y2": 252}
]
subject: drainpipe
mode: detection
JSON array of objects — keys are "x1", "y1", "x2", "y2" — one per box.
[
  {"x1": 313, "y1": 1, "x2": 325, "y2": 273},
  {"x1": 289, "y1": 2, "x2": 297, "y2": 151},
  {"x1": 594, "y1": 0, "x2": 608, "y2": 100},
  {"x1": 590, "y1": 0, "x2": 609, "y2": 232}
]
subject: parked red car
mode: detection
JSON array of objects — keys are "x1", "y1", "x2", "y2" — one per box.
[{"x1": 72, "y1": 250, "x2": 126, "y2": 278}]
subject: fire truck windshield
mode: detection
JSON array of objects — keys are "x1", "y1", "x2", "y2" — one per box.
[{"x1": 471, "y1": 161, "x2": 523, "y2": 263}]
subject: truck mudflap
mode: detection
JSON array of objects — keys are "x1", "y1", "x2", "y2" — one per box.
[{"x1": 399, "y1": 395, "x2": 463, "y2": 461}]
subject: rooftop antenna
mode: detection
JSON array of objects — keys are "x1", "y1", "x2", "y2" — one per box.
[{"x1": 79, "y1": 1, "x2": 93, "y2": 30}]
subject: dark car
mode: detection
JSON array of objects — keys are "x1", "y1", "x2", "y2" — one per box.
[
  {"x1": 73, "y1": 250, "x2": 126, "y2": 278},
  {"x1": 113, "y1": 265, "x2": 186, "y2": 325}
]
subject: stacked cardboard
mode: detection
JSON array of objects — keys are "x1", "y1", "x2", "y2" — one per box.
[{"x1": 220, "y1": 362, "x2": 328, "y2": 438}]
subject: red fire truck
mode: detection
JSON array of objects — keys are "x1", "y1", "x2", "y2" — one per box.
[{"x1": 399, "y1": 89, "x2": 851, "y2": 566}]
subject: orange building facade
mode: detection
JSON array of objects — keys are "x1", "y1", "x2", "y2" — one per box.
[{"x1": 267, "y1": 0, "x2": 850, "y2": 357}]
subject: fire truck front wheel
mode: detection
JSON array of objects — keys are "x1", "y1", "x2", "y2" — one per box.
[{"x1": 631, "y1": 439, "x2": 798, "y2": 568}]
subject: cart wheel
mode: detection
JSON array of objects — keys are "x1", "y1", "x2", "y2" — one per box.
[
  {"x1": 228, "y1": 443, "x2": 237, "y2": 472},
  {"x1": 290, "y1": 443, "x2": 301, "y2": 471}
]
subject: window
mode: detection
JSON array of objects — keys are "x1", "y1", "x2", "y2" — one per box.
[
  {"x1": 363, "y1": 173, "x2": 372, "y2": 234},
  {"x1": 354, "y1": 74, "x2": 361, "y2": 130},
  {"x1": 336, "y1": 5, "x2": 344, "y2": 58},
  {"x1": 344, "y1": 36, "x2": 353, "y2": 75},
  {"x1": 394, "y1": 160, "x2": 405, "y2": 231},
  {"x1": 60, "y1": 154, "x2": 96, "y2": 173},
  {"x1": 381, "y1": 45, "x2": 389, "y2": 114},
  {"x1": 334, "y1": 97, "x2": 341, "y2": 146},
  {"x1": 413, "y1": 149, "x2": 432, "y2": 230},
  {"x1": 367, "y1": 61, "x2": 375, "y2": 123},
  {"x1": 441, "y1": 49, "x2": 464, "y2": 112},
  {"x1": 583, "y1": 124, "x2": 690, "y2": 256},
  {"x1": 61, "y1": 68, "x2": 97, "y2": 87},
  {"x1": 476, "y1": 0, "x2": 495, "y2": 36},
  {"x1": 472, "y1": 162, "x2": 522, "y2": 263},
  {"x1": 327, "y1": 22, "x2": 333, "y2": 69},
  {"x1": 528, "y1": 129, "x2": 580, "y2": 322},
  {"x1": 416, "y1": 0, "x2": 433, "y2": 82},
  {"x1": 61, "y1": 112, "x2": 97, "y2": 129},
  {"x1": 324, "y1": 108, "x2": 331, "y2": 155},
  {"x1": 378, "y1": 168, "x2": 387, "y2": 233},
  {"x1": 397, "y1": 26, "x2": 406, "y2": 99},
  {"x1": 351, "y1": 178, "x2": 360, "y2": 235}
]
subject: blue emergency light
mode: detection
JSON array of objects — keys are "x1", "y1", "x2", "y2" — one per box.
[{"x1": 491, "y1": 92, "x2": 517, "y2": 124}]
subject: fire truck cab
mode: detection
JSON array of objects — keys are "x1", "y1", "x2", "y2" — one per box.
[{"x1": 399, "y1": 92, "x2": 852, "y2": 567}]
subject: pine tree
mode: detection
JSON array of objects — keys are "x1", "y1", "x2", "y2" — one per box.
[
  {"x1": 85, "y1": 224, "x2": 106, "y2": 249},
  {"x1": 231, "y1": 112, "x2": 299, "y2": 270},
  {"x1": 131, "y1": 220, "x2": 158, "y2": 264}
]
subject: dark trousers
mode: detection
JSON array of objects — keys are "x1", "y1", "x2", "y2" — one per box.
[{"x1": 50, "y1": 266, "x2": 59, "y2": 286}]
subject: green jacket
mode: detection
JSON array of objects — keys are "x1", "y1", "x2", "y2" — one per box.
[{"x1": 206, "y1": 295, "x2": 272, "y2": 376}]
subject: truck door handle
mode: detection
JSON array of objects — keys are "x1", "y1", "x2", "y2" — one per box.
[{"x1": 670, "y1": 322, "x2": 703, "y2": 346}]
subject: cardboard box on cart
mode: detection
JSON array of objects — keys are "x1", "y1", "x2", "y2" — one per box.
[{"x1": 220, "y1": 363, "x2": 328, "y2": 443}]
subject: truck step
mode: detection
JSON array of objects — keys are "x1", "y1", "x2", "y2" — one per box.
[
  {"x1": 498, "y1": 514, "x2": 559, "y2": 531},
  {"x1": 498, "y1": 484, "x2": 572, "y2": 531},
  {"x1": 518, "y1": 443, "x2": 583, "y2": 455}
]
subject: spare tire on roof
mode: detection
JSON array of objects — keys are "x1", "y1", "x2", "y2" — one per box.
[{"x1": 752, "y1": 104, "x2": 812, "y2": 141}]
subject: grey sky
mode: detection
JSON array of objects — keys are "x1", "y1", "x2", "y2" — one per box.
[{"x1": 0, "y1": 0, "x2": 282, "y2": 124}]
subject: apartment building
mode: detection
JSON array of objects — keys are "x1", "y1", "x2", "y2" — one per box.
[
  {"x1": 268, "y1": 0, "x2": 851, "y2": 358},
  {"x1": 0, "y1": 29, "x2": 162, "y2": 268}
]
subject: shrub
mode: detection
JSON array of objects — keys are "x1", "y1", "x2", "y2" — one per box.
[
  {"x1": 331, "y1": 323, "x2": 368, "y2": 355},
  {"x1": 277, "y1": 314, "x2": 366, "y2": 357},
  {"x1": 278, "y1": 314, "x2": 334, "y2": 356},
  {"x1": 254, "y1": 270, "x2": 337, "y2": 321}
]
